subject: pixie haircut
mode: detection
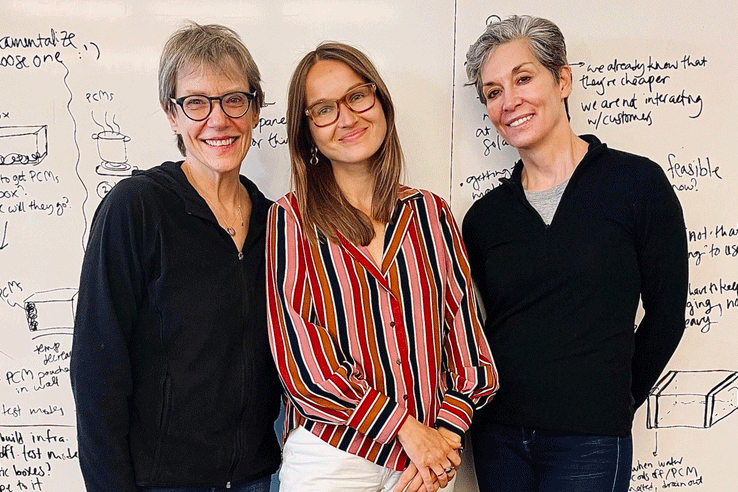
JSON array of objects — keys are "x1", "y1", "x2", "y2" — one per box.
[
  {"x1": 159, "y1": 22, "x2": 264, "y2": 156},
  {"x1": 286, "y1": 41, "x2": 403, "y2": 246},
  {"x1": 466, "y1": 15, "x2": 569, "y2": 117}
]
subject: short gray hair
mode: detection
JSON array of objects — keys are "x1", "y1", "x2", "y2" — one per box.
[
  {"x1": 158, "y1": 22, "x2": 264, "y2": 156},
  {"x1": 466, "y1": 15, "x2": 569, "y2": 114}
]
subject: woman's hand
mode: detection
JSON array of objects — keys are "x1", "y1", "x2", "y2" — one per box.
[
  {"x1": 437, "y1": 426, "x2": 462, "y2": 453},
  {"x1": 394, "y1": 462, "x2": 436, "y2": 492},
  {"x1": 394, "y1": 416, "x2": 461, "y2": 491}
]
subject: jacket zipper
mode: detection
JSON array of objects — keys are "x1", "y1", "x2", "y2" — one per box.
[{"x1": 226, "y1": 262, "x2": 248, "y2": 487}]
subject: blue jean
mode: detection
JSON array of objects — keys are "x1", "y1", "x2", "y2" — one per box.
[
  {"x1": 472, "y1": 422, "x2": 632, "y2": 492},
  {"x1": 139, "y1": 474, "x2": 272, "y2": 492}
]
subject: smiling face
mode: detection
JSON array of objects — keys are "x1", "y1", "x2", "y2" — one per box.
[
  {"x1": 305, "y1": 59, "x2": 387, "y2": 172},
  {"x1": 480, "y1": 38, "x2": 571, "y2": 153},
  {"x1": 166, "y1": 61, "x2": 259, "y2": 179}
]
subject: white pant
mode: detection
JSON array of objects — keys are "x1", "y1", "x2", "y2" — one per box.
[{"x1": 279, "y1": 426, "x2": 456, "y2": 492}]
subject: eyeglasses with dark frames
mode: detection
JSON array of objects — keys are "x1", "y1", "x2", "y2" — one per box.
[
  {"x1": 171, "y1": 91, "x2": 256, "y2": 121},
  {"x1": 305, "y1": 83, "x2": 377, "y2": 127}
]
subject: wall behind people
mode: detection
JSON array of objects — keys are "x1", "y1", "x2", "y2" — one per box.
[{"x1": 0, "y1": 1, "x2": 735, "y2": 491}]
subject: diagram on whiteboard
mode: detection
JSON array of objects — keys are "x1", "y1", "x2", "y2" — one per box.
[
  {"x1": 23, "y1": 287, "x2": 78, "y2": 335},
  {"x1": 647, "y1": 370, "x2": 738, "y2": 429},
  {"x1": 91, "y1": 112, "x2": 135, "y2": 176},
  {"x1": 0, "y1": 125, "x2": 49, "y2": 166}
]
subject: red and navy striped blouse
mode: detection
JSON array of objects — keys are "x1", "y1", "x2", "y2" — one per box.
[{"x1": 266, "y1": 186, "x2": 498, "y2": 471}]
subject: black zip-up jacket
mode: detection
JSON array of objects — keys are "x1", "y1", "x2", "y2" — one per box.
[
  {"x1": 463, "y1": 136, "x2": 688, "y2": 437},
  {"x1": 71, "y1": 161, "x2": 281, "y2": 491}
]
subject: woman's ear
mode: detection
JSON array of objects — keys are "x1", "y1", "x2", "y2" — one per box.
[
  {"x1": 163, "y1": 103, "x2": 179, "y2": 134},
  {"x1": 559, "y1": 65, "x2": 573, "y2": 99}
]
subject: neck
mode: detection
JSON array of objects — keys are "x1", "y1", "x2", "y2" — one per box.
[
  {"x1": 182, "y1": 160, "x2": 250, "y2": 241},
  {"x1": 518, "y1": 127, "x2": 588, "y2": 191},
  {"x1": 182, "y1": 160, "x2": 241, "y2": 206},
  {"x1": 331, "y1": 162, "x2": 375, "y2": 218}
]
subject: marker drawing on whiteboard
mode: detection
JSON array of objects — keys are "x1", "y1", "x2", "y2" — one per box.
[
  {"x1": 0, "y1": 220, "x2": 8, "y2": 249},
  {"x1": 572, "y1": 53, "x2": 707, "y2": 130},
  {"x1": 646, "y1": 370, "x2": 738, "y2": 429},
  {"x1": 0, "y1": 126, "x2": 48, "y2": 165},
  {"x1": 666, "y1": 152, "x2": 721, "y2": 193},
  {"x1": 24, "y1": 288, "x2": 78, "y2": 335},
  {"x1": 91, "y1": 112, "x2": 135, "y2": 177}
]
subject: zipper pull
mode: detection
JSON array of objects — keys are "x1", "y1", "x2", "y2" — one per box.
[
  {"x1": 226, "y1": 482, "x2": 231, "y2": 489},
  {"x1": 238, "y1": 251, "x2": 243, "y2": 260}
]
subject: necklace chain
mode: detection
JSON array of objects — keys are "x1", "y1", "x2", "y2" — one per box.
[
  {"x1": 183, "y1": 164, "x2": 244, "y2": 237},
  {"x1": 201, "y1": 186, "x2": 244, "y2": 237}
]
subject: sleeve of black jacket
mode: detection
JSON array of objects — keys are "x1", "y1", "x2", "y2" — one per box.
[
  {"x1": 630, "y1": 160, "x2": 689, "y2": 409},
  {"x1": 70, "y1": 181, "x2": 149, "y2": 492}
]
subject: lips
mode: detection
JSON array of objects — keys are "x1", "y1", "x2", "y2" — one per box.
[
  {"x1": 338, "y1": 127, "x2": 367, "y2": 142},
  {"x1": 204, "y1": 137, "x2": 237, "y2": 147},
  {"x1": 507, "y1": 114, "x2": 533, "y2": 127}
]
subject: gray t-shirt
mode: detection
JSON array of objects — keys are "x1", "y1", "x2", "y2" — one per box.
[{"x1": 524, "y1": 179, "x2": 569, "y2": 225}]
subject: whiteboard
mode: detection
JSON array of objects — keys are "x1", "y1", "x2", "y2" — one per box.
[{"x1": 0, "y1": 1, "x2": 736, "y2": 491}]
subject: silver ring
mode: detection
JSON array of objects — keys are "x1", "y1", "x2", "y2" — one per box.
[{"x1": 444, "y1": 466, "x2": 454, "y2": 474}]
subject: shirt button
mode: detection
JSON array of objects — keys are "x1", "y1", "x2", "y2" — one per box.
[
  {"x1": 396, "y1": 359, "x2": 402, "y2": 365},
  {"x1": 390, "y1": 321, "x2": 396, "y2": 327},
  {"x1": 403, "y1": 394, "x2": 408, "y2": 400}
]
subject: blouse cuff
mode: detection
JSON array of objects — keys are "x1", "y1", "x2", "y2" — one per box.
[
  {"x1": 346, "y1": 387, "x2": 410, "y2": 444},
  {"x1": 435, "y1": 391, "x2": 474, "y2": 438}
]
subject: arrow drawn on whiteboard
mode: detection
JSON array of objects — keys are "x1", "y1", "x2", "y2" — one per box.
[
  {"x1": 653, "y1": 430, "x2": 658, "y2": 457},
  {"x1": 0, "y1": 221, "x2": 8, "y2": 250}
]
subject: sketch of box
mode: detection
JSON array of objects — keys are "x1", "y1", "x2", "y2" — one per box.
[
  {"x1": 24, "y1": 288, "x2": 78, "y2": 331},
  {"x1": 0, "y1": 125, "x2": 48, "y2": 165},
  {"x1": 647, "y1": 370, "x2": 738, "y2": 429}
]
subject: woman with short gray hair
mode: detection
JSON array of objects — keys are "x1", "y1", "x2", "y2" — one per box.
[
  {"x1": 462, "y1": 15, "x2": 688, "y2": 492},
  {"x1": 71, "y1": 22, "x2": 281, "y2": 492}
]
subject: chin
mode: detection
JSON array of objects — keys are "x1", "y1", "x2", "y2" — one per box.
[{"x1": 504, "y1": 131, "x2": 541, "y2": 151}]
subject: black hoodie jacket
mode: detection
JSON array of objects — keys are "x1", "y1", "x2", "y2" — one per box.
[{"x1": 71, "y1": 161, "x2": 281, "y2": 491}]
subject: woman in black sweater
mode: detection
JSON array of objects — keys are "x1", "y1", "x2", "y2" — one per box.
[{"x1": 462, "y1": 15, "x2": 688, "y2": 492}]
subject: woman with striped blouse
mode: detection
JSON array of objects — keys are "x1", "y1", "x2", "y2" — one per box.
[{"x1": 266, "y1": 42, "x2": 499, "y2": 492}]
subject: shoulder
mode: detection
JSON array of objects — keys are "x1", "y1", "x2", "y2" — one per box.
[
  {"x1": 400, "y1": 186, "x2": 449, "y2": 213},
  {"x1": 110, "y1": 161, "x2": 182, "y2": 199},
  {"x1": 582, "y1": 136, "x2": 664, "y2": 180},
  {"x1": 270, "y1": 192, "x2": 304, "y2": 227},
  {"x1": 400, "y1": 188, "x2": 468, "y2": 245},
  {"x1": 463, "y1": 181, "x2": 512, "y2": 225},
  {"x1": 98, "y1": 170, "x2": 162, "y2": 215},
  {"x1": 272, "y1": 192, "x2": 299, "y2": 213},
  {"x1": 90, "y1": 162, "x2": 186, "y2": 232},
  {"x1": 588, "y1": 143, "x2": 673, "y2": 196},
  {"x1": 241, "y1": 175, "x2": 273, "y2": 225}
]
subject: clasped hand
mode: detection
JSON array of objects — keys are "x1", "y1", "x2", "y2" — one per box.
[{"x1": 394, "y1": 416, "x2": 462, "y2": 492}]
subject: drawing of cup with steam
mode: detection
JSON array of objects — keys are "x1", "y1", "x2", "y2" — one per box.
[{"x1": 92, "y1": 112, "x2": 135, "y2": 176}]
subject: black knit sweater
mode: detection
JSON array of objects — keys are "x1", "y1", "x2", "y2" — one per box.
[{"x1": 462, "y1": 135, "x2": 688, "y2": 437}]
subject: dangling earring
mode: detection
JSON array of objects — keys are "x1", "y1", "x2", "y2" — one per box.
[{"x1": 310, "y1": 145, "x2": 319, "y2": 166}]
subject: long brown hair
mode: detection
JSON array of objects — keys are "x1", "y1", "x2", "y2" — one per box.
[{"x1": 286, "y1": 42, "x2": 403, "y2": 245}]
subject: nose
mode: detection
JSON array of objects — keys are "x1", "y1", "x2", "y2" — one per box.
[
  {"x1": 502, "y1": 87, "x2": 521, "y2": 112},
  {"x1": 336, "y1": 100, "x2": 359, "y2": 127},
  {"x1": 207, "y1": 99, "x2": 230, "y2": 126}
]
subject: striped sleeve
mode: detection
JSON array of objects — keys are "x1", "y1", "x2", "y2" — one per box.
[
  {"x1": 266, "y1": 200, "x2": 410, "y2": 444},
  {"x1": 432, "y1": 196, "x2": 499, "y2": 436}
]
